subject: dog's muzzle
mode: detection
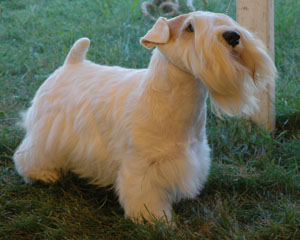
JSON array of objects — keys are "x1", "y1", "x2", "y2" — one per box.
[{"x1": 222, "y1": 31, "x2": 240, "y2": 48}]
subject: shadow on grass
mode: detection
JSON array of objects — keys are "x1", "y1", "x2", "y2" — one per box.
[{"x1": 276, "y1": 111, "x2": 300, "y2": 138}]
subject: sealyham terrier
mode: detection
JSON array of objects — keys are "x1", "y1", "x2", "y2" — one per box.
[{"x1": 13, "y1": 11, "x2": 276, "y2": 223}]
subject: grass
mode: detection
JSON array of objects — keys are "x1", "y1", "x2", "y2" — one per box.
[{"x1": 0, "y1": 0, "x2": 299, "y2": 239}]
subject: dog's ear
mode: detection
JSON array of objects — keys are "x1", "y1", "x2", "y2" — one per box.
[{"x1": 140, "y1": 17, "x2": 170, "y2": 49}]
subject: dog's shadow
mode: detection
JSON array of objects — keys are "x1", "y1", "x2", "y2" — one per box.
[{"x1": 34, "y1": 173, "x2": 123, "y2": 218}]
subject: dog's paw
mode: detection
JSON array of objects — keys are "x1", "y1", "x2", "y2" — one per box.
[{"x1": 25, "y1": 170, "x2": 60, "y2": 184}]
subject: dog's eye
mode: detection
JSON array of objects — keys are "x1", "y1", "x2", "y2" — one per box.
[{"x1": 186, "y1": 24, "x2": 194, "y2": 33}]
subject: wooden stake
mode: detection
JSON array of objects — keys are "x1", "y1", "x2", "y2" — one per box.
[{"x1": 236, "y1": 0, "x2": 275, "y2": 132}]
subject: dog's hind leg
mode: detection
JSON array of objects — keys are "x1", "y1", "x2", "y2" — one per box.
[
  {"x1": 13, "y1": 135, "x2": 61, "y2": 184},
  {"x1": 14, "y1": 146, "x2": 60, "y2": 184},
  {"x1": 13, "y1": 111, "x2": 69, "y2": 184}
]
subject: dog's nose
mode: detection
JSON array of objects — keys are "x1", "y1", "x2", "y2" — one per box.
[{"x1": 222, "y1": 31, "x2": 240, "y2": 47}]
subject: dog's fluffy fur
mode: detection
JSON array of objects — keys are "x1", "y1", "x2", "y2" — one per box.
[{"x1": 13, "y1": 11, "x2": 276, "y2": 222}]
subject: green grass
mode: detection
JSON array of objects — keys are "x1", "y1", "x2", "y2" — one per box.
[{"x1": 0, "y1": 0, "x2": 299, "y2": 239}]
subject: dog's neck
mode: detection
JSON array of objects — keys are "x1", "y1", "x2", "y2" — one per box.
[
  {"x1": 146, "y1": 49, "x2": 199, "y2": 91},
  {"x1": 141, "y1": 49, "x2": 208, "y2": 141}
]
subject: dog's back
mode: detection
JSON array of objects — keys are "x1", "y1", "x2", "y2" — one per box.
[{"x1": 13, "y1": 38, "x2": 146, "y2": 185}]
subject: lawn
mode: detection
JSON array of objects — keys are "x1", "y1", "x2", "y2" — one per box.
[{"x1": 0, "y1": 0, "x2": 299, "y2": 239}]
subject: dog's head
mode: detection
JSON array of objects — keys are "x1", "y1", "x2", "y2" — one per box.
[{"x1": 140, "y1": 11, "x2": 277, "y2": 116}]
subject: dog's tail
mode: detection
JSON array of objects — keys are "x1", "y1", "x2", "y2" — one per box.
[{"x1": 64, "y1": 38, "x2": 90, "y2": 65}]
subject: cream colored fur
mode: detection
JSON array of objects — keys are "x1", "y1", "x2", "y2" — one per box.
[{"x1": 13, "y1": 11, "x2": 276, "y2": 223}]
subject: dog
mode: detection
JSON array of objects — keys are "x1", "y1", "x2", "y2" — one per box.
[{"x1": 13, "y1": 11, "x2": 276, "y2": 223}]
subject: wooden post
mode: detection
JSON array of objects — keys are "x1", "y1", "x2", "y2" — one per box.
[{"x1": 236, "y1": 0, "x2": 275, "y2": 132}]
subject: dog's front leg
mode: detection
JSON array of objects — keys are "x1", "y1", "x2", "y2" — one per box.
[{"x1": 116, "y1": 158, "x2": 174, "y2": 223}]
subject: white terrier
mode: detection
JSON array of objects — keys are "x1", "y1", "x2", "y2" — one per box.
[{"x1": 14, "y1": 11, "x2": 276, "y2": 222}]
